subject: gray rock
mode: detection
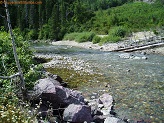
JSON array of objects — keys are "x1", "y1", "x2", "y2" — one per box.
[
  {"x1": 101, "y1": 107, "x2": 111, "y2": 115},
  {"x1": 93, "y1": 115, "x2": 105, "y2": 123},
  {"x1": 98, "y1": 93, "x2": 113, "y2": 109},
  {"x1": 87, "y1": 99, "x2": 99, "y2": 116},
  {"x1": 141, "y1": 56, "x2": 147, "y2": 60},
  {"x1": 104, "y1": 117, "x2": 120, "y2": 123},
  {"x1": 119, "y1": 53, "x2": 133, "y2": 59},
  {"x1": 63, "y1": 104, "x2": 93, "y2": 123},
  {"x1": 32, "y1": 78, "x2": 85, "y2": 108},
  {"x1": 45, "y1": 72, "x2": 67, "y2": 87},
  {"x1": 98, "y1": 104, "x2": 104, "y2": 109}
]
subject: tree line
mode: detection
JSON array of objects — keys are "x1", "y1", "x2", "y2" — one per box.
[
  {"x1": 0, "y1": 0, "x2": 163, "y2": 41},
  {"x1": 0, "y1": 0, "x2": 132, "y2": 40}
]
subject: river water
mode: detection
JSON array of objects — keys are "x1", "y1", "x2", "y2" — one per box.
[{"x1": 34, "y1": 44, "x2": 164, "y2": 122}]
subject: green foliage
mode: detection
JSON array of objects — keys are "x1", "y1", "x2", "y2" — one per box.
[
  {"x1": 0, "y1": 30, "x2": 44, "y2": 122},
  {"x1": 38, "y1": 24, "x2": 50, "y2": 40},
  {"x1": 64, "y1": 32, "x2": 95, "y2": 43},
  {"x1": 26, "y1": 29, "x2": 38, "y2": 40},
  {"x1": 109, "y1": 26, "x2": 128, "y2": 38},
  {"x1": 91, "y1": 2, "x2": 164, "y2": 33},
  {"x1": 0, "y1": 87, "x2": 38, "y2": 123},
  {"x1": 64, "y1": 32, "x2": 79, "y2": 41},
  {"x1": 1, "y1": 1, "x2": 163, "y2": 41},
  {"x1": 92, "y1": 35, "x2": 101, "y2": 44},
  {"x1": 76, "y1": 32, "x2": 95, "y2": 43},
  {"x1": 0, "y1": 31, "x2": 41, "y2": 89},
  {"x1": 24, "y1": 65, "x2": 43, "y2": 90},
  {"x1": 0, "y1": 31, "x2": 30, "y2": 75},
  {"x1": 100, "y1": 35, "x2": 121, "y2": 44}
]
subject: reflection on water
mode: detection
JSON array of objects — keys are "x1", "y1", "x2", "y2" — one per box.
[{"x1": 33, "y1": 44, "x2": 164, "y2": 122}]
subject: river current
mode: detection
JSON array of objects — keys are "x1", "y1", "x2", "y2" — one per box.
[{"x1": 34, "y1": 44, "x2": 164, "y2": 122}]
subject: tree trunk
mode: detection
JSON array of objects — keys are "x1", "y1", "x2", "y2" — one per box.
[{"x1": 4, "y1": 0, "x2": 26, "y2": 98}]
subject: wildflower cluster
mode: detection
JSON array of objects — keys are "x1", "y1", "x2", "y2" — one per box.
[{"x1": 0, "y1": 90, "x2": 36, "y2": 123}]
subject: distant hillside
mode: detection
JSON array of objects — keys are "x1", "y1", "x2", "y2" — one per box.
[{"x1": 87, "y1": 2, "x2": 164, "y2": 34}]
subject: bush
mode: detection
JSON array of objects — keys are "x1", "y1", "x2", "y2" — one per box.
[
  {"x1": 64, "y1": 32, "x2": 95, "y2": 43},
  {"x1": 100, "y1": 35, "x2": 121, "y2": 44},
  {"x1": 0, "y1": 31, "x2": 41, "y2": 89},
  {"x1": 0, "y1": 87, "x2": 38, "y2": 123},
  {"x1": 24, "y1": 64, "x2": 43, "y2": 89},
  {"x1": 92, "y1": 35, "x2": 101, "y2": 44},
  {"x1": 109, "y1": 26, "x2": 127, "y2": 38},
  {"x1": 26, "y1": 29, "x2": 38, "y2": 40},
  {"x1": 76, "y1": 32, "x2": 95, "y2": 43},
  {"x1": 63, "y1": 32, "x2": 79, "y2": 41}
]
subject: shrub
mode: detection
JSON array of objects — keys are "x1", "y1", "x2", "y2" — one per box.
[
  {"x1": 26, "y1": 29, "x2": 38, "y2": 40},
  {"x1": 63, "y1": 32, "x2": 95, "y2": 43},
  {"x1": 109, "y1": 26, "x2": 127, "y2": 38},
  {"x1": 24, "y1": 64, "x2": 43, "y2": 89},
  {"x1": 75, "y1": 32, "x2": 95, "y2": 43},
  {"x1": 92, "y1": 35, "x2": 101, "y2": 44},
  {"x1": 100, "y1": 35, "x2": 121, "y2": 44},
  {"x1": 63, "y1": 32, "x2": 79, "y2": 41},
  {"x1": 0, "y1": 31, "x2": 41, "y2": 89}
]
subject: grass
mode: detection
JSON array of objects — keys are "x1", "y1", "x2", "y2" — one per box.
[{"x1": 63, "y1": 32, "x2": 95, "y2": 43}]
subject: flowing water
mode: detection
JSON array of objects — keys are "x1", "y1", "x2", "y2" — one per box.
[{"x1": 33, "y1": 44, "x2": 164, "y2": 122}]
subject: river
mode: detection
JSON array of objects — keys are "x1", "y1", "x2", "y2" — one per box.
[{"x1": 33, "y1": 44, "x2": 164, "y2": 122}]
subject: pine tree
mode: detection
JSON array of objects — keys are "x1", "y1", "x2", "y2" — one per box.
[{"x1": 49, "y1": 3, "x2": 60, "y2": 40}]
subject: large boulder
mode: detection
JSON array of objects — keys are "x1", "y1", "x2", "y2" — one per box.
[
  {"x1": 32, "y1": 77, "x2": 85, "y2": 109},
  {"x1": 63, "y1": 104, "x2": 93, "y2": 123}
]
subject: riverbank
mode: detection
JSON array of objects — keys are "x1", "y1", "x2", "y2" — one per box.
[{"x1": 51, "y1": 40, "x2": 164, "y2": 55}]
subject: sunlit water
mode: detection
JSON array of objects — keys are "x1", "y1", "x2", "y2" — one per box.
[{"x1": 33, "y1": 44, "x2": 164, "y2": 122}]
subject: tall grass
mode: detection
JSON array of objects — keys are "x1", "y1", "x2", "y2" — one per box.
[{"x1": 64, "y1": 32, "x2": 95, "y2": 43}]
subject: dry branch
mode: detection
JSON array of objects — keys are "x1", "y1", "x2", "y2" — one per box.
[{"x1": 0, "y1": 72, "x2": 20, "y2": 79}]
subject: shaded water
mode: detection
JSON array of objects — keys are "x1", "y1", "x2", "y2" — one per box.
[{"x1": 33, "y1": 44, "x2": 164, "y2": 122}]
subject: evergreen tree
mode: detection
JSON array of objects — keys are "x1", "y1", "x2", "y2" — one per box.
[{"x1": 49, "y1": 3, "x2": 60, "y2": 40}]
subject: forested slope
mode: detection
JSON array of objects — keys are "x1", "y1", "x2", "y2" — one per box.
[{"x1": 0, "y1": 0, "x2": 163, "y2": 41}]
